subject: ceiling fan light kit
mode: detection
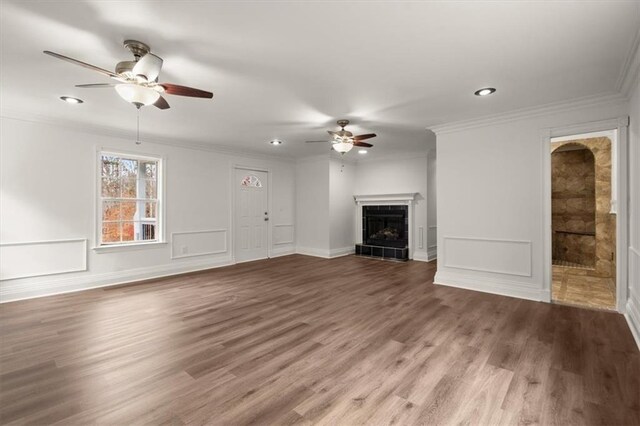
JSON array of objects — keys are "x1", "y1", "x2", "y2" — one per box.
[
  {"x1": 332, "y1": 141, "x2": 354, "y2": 154},
  {"x1": 115, "y1": 84, "x2": 160, "y2": 108}
]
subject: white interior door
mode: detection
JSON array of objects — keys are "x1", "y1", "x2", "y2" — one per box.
[{"x1": 234, "y1": 169, "x2": 269, "y2": 263}]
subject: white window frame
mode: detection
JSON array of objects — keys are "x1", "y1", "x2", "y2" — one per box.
[{"x1": 94, "y1": 149, "x2": 166, "y2": 251}]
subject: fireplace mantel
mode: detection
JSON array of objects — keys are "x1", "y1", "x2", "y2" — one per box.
[{"x1": 354, "y1": 193, "x2": 418, "y2": 204}]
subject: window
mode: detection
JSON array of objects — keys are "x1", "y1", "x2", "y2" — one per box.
[{"x1": 99, "y1": 152, "x2": 162, "y2": 246}]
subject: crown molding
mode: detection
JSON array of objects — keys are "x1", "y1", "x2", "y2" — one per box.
[
  {"x1": 427, "y1": 91, "x2": 627, "y2": 136},
  {"x1": 616, "y1": 27, "x2": 640, "y2": 99},
  {"x1": 0, "y1": 108, "x2": 296, "y2": 163},
  {"x1": 355, "y1": 150, "x2": 428, "y2": 164}
]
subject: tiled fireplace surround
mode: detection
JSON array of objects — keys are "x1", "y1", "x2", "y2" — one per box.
[{"x1": 354, "y1": 193, "x2": 417, "y2": 261}]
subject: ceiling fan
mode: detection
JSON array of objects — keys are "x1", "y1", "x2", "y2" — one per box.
[
  {"x1": 306, "y1": 120, "x2": 377, "y2": 154},
  {"x1": 44, "y1": 40, "x2": 213, "y2": 110}
]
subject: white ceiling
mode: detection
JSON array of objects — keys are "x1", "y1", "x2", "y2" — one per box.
[{"x1": 1, "y1": 1, "x2": 638, "y2": 159}]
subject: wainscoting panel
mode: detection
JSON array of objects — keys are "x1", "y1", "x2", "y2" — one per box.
[
  {"x1": 171, "y1": 230, "x2": 227, "y2": 259},
  {"x1": 273, "y1": 224, "x2": 294, "y2": 245},
  {"x1": 443, "y1": 236, "x2": 532, "y2": 277},
  {"x1": 0, "y1": 239, "x2": 87, "y2": 280}
]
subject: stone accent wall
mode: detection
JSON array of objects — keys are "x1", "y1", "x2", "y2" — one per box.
[
  {"x1": 551, "y1": 148, "x2": 596, "y2": 266},
  {"x1": 551, "y1": 137, "x2": 616, "y2": 281}
]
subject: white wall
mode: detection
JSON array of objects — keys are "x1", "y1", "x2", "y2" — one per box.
[
  {"x1": 354, "y1": 152, "x2": 430, "y2": 261},
  {"x1": 434, "y1": 99, "x2": 629, "y2": 302},
  {"x1": 329, "y1": 159, "x2": 355, "y2": 256},
  {"x1": 295, "y1": 155, "x2": 330, "y2": 256},
  {"x1": 427, "y1": 149, "x2": 437, "y2": 260},
  {"x1": 627, "y1": 71, "x2": 640, "y2": 346},
  {"x1": 0, "y1": 117, "x2": 296, "y2": 302}
]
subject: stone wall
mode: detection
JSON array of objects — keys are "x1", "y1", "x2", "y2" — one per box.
[
  {"x1": 551, "y1": 137, "x2": 616, "y2": 281},
  {"x1": 551, "y1": 147, "x2": 596, "y2": 266}
]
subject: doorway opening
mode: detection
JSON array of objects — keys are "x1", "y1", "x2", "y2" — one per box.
[{"x1": 550, "y1": 133, "x2": 617, "y2": 310}]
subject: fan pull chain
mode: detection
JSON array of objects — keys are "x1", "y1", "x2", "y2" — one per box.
[{"x1": 135, "y1": 108, "x2": 141, "y2": 145}]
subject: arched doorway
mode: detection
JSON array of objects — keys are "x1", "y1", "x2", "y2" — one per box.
[{"x1": 550, "y1": 137, "x2": 616, "y2": 309}]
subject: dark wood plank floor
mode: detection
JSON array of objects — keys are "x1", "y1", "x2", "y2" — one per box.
[{"x1": 1, "y1": 255, "x2": 638, "y2": 425}]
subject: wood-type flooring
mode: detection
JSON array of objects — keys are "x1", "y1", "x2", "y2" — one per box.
[{"x1": 1, "y1": 255, "x2": 638, "y2": 425}]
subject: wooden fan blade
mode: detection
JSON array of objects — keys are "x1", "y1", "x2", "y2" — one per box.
[
  {"x1": 154, "y1": 95, "x2": 170, "y2": 110},
  {"x1": 160, "y1": 83, "x2": 213, "y2": 98},
  {"x1": 305, "y1": 140, "x2": 330, "y2": 143},
  {"x1": 354, "y1": 141, "x2": 373, "y2": 147},
  {"x1": 75, "y1": 83, "x2": 117, "y2": 88},
  {"x1": 353, "y1": 133, "x2": 376, "y2": 141},
  {"x1": 44, "y1": 51, "x2": 119, "y2": 78}
]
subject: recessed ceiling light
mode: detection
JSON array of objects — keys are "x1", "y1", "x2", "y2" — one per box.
[
  {"x1": 474, "y1": 87, "x2": 496, "y2": 97},
  {"x1": 270, "y1": 139, "x2": 283, "y2": 145},
  {"x1": 358, "y1": 149, "x2": 368, "y2": 154},
  {"x1": 60, "y1": 96, "x2": 83, "y2": 104}
]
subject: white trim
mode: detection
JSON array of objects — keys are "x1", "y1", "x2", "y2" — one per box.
[
  {"x1": 616, "y1": 28, "x2": 640, "y2": 98},
  {"x1": 0, "y1": 256, "x2": 234, "y2": 303},
  {"x1": 442, "y1": 236, "x2": 533, "y2": 277},
  {"x1": 296, "y1": 246, "x2": 331, "y2": 258},
  {"x1": 270, "y1": 246, "x2": 296, "y2": 258},
  {"x1": 541, "y1": 116, "x2": 630, "y2": 311},
  {"x1": 0, "y1": 238, "x2": 87, "y2": 280},
  {"x1": 95, "y1": 148, "x2": 166, "y2": 247},
  {"x1": 330, "y1": 246, "x2": 355, "y2": 258},
  {"x1": 273, "y1": 224, "x2": 295, "y2": 245},
  {"x1": 429, "y1": 92, "x2": 627, "y2": 135},
  {"x1": 354, "y1": 193, "x2": 418, "y2": 203},
  {"x1": 418, "y1": 226, "x2": 424, "y2": 249},
  {"x1": 354, "y1": 150, "x2": 429, "y2": 164},
  {"x1": 625, "y1": 288, "x2": 640, "y2": 350},
  {"x1": 427, "y1": 247, "x2": 438, "y2": 261},
  {"x1": 413, "y1": 251, "x2": 429, "y2": 262},
  {"x1": 170, "y1": 229, "x2": 228, "y2": 259},
  {"x1": 435, "y1": 270, "x2": 547, "y2": 302},
  {"x1": 295, "y1": 246, "x2": 354, "y2": 259},
  {"x1": 93, "y1": 241, "x2": 168, "y2": 253}
]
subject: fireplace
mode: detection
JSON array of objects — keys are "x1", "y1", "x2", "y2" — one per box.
[
  {"x1": 355, "y1": 204, "x2": 409, "y2": 260},
  {"x1": 363, "y1": 205, "x2": 408, "y2": 248}
]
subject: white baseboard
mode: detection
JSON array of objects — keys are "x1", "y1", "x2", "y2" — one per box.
[
  {"x1": 329, "y1": 246, "x2": 355, "y2": 258},
  {"x1": 296, "y1": 246, "x2": 331, "y2": 258},
  {"x1": 625, "y1": 291, "x2": 640, "y2": 351},
  {"x1": 295, "y1": 246, "x2": 354, "y2": 259},
  {"x1": 413, "y1": 251, "x2": 429, "y2": 262},
  {"x1": 434, "y1": 270, "x2": 546, "y2": 302},
  {"x1": 0, "y1": 256, "x2": 234, "y2": 303},
  {"x1": 270, "y1": 246, "x2": 296, "y2": 258},
  {"x1": 427, "y1": 247, "x2": 437, "y2": 261}
]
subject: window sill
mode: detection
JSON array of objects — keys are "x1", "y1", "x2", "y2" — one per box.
[{"x1": 93, "y1": 241, "x2": 168, "y2": 253}]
